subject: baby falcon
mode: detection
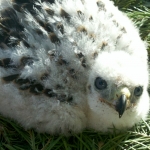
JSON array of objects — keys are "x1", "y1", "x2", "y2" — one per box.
[{"x1": 0, "y1": 0, "x2": 149, "y2": 135}]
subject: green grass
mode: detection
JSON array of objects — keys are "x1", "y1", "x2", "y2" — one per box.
[
  {"x1": 0, "y1": 114, "x2": 150, "y2": 150},
  {"x1": 1, "y1": 0, "x2": 150, "y2": 149}
]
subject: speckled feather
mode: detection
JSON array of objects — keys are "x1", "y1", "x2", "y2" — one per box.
[{"x1": 0, "y1": 0, "x2": 149, "y2": 135}]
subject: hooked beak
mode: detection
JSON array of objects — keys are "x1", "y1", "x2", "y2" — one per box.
[
  {"x1": 115, "y1": 87, "x2": 131, "y2": 118},
  {"x1": 115, "y1": 94, "x2": 127, "y2": 118}
]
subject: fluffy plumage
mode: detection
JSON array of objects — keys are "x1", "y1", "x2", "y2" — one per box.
[{"x1": 0, "y1": 0, "x2": 149, "y2": 135}]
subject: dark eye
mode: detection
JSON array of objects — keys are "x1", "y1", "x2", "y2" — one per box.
[
  {"x1": 95, "y1": 77, "x2": 107, "y2": 90},
  {"x1": 134, "y1": 86, "x2": 143, "y2": 97}
]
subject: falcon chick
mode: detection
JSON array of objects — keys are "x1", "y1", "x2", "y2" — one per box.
[{"x1": 0, "y1": 0, "x2": 149, "y2": 135}]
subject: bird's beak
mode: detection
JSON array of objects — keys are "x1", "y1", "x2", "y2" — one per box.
[
  {"x1": 115, "y1": 94, "x2": 127, "y2": 118},
  {"x1": 115, "y1": 87, "x2": 131, "y2": 118}
]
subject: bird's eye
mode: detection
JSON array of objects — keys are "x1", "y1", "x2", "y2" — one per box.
[
  {"x1": 134, "y1": 86, "x2": 143, "y2": 97},
  {"x1": 95, "y1": 77, "x2": 107, "y2": 90}
]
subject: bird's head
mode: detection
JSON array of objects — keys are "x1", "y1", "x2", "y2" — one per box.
[{"x1": 87, "y1": 51, "x2": 149, "y2": 118}]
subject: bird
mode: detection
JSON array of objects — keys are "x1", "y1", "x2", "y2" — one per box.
[{"x1": 0, "y1": 0, "x2": 149, "y2": 135}]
